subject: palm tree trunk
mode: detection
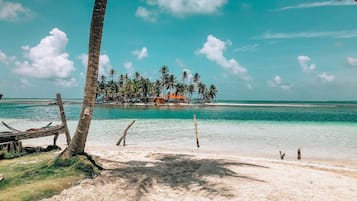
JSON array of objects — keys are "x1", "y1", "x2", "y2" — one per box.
[{"x1": 61, "y1": 0, "x2": 107, "y2": 158}]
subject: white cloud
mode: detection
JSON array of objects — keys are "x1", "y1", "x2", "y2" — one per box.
[
  {"x1": 277, "y1": 0, "x2": 357, "y2": 11},
  {"x1": 258, "y1": 30, "x2": 357, "y2": 40},
  {"x1": 197, "y1": 35, "x2": 250, "y2": 80},
  {"x1": 297, "y1": 56, "x2": 316, "y2": 74},
  {"x1": 78, "y1": 53, "x2": 112, "y2": 76},
  {"x1": 135, "y1": 7, "x2": 157, "y2": 22},
  {"x1": 0, "y1": 0, "x2": 33, "y2": 21},
  {"x1": 234, "y1": 44, "x2": 259, "y2": 52},
  {"x1": 347, "y1": 57, "x2": 357, "y2": 66},
  {"x1": 269, "y1": 75, "x2": 292, "y2": 91},
  {"x1": 132, "y1": 47, "x2": 148, "y2": 60},
  {"x1": 14, "y1": 28, "x2": 75, "y2": 82},
  {"x1": 0, "y1": 49, "x2": 8, "y2": 63},
  {"x1": 318, "y1": 72, "x2": 335, "y2": 82},
  {"x1": 124, "y1": 61, "x2": 133, "y2": 71},
  {"x1": 136, "y1": 0, "x2": 227, "y2": 22}
]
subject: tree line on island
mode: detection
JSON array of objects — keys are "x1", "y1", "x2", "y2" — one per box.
[{"x1": 96, "y1": 65, "x2": 218, "y2": 104}]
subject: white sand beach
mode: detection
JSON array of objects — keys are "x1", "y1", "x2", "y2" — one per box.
[{"x1": 42, "y1": 145, "x2": 357, "y2": 201}]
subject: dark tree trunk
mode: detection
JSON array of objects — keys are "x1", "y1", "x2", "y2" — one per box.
[{"x1": 61, "y1": 0, "x2": 107, "y2": 158}]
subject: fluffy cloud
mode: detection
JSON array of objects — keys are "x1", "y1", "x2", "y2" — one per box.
[
  {"x1": 197, "y1": 35, "x2": 250, "y2": 80},
  {"x1": 135, "y1": 7, "x2": 157, "y2": 22},
  {"x1": 136, "y1": 0, "x2": 227, "y2": 21},
  {"x1": 78, "y1": 53, "x2": 112, "y2": 76},
  {"x1": 148, "y1": 0, "x2": 227, "y2": 16},
  {"x1": 297, "y1": 56, "x2": 316, "y2": 74},
  {"x1": 347, "y1": 56, "x2": 357, "y2": 66},
  {"x1": 14, "y1": 28, "x2": 75, "y2": 85},
  {"x1": 0, "y1": 0, "x2": 33, "y2": 21},
  {"x1": 269, "y1": 75, "x2": 292, "y2": 91},
  {"x1": 277, "y1": 0, "x2": 357, "y2": 11},
  {"x1": 318, "y1": 72, "x2": 335, "y2": 82},
  {"x1": 132, "y1": 47, "x2": 149, "y2": 60}
]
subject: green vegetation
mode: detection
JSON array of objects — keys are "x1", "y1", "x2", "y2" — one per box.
[
  {"x1": 96, "y1": 65, "x2": 218, "y2": 103},
  {"x1": 0, "y1": 152, "x2": 99, "y2": 201}
]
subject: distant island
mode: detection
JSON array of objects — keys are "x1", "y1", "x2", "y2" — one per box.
[{"x1": 96, "y1": 66, "x2": 217, "y2": 104}]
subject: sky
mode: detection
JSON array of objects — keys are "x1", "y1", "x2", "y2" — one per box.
[{"x1": 0, "y1": 0, "x2": 357, "y2": 100}]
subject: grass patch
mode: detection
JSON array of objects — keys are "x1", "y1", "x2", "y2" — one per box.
[{"x1": 0, "y1": 151, "x2": 99, "y2": 201}]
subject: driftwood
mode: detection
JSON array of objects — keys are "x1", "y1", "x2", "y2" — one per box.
[
  {"x1": 279, "y1": 151, "x2": 286, "y2": 160},
  {"x1": 194, "y1": 114, "x2": 200, "y2": 148},
  {"x1": 116, "y1": 120, "x2": 136, "y2": 146},
  {"x1": 1, "y1": 121, "x2": 21, "y2": 132},
  {"x1": 0, "y1": 93, "x2": 71, "y2": 154}
]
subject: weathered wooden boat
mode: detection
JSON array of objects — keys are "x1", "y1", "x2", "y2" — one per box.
[{"x1": 0, "y1": 93, "x2": 71, "y2": 153}]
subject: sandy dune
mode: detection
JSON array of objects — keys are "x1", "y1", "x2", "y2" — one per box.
[{"x1": 43, "y1": 146, "x2": 357, "y2": 201}]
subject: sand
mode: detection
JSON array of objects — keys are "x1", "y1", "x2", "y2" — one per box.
[{"x1": 41, "y1": 145, "x2": 357, "y2": 201}]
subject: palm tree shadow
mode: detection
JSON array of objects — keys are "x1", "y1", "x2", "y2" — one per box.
[{"x1": 99, "y1": 154, "x2": 267, "y2": 200}]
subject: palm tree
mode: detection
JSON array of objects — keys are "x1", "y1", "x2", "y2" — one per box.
[
  {"x1": 109, "y1": 68, "x2": 116, "y2": 83},
  {"x1": 160, "y1": 65, "x2": 169, "y2": 96},
  {"x1": 208, "y1": 84, "x2": 217, "y2": 101},
  {"x1": 182, "y1": 70, "x2": 188, "y2": 83},
  {"x1": 166, "y1": 74, "x2": 176, "y2": 93},
  {"x1": 198, "y1": 82, "x2": 206, "y2": 102},
  {"x1": 187, "y1": 84, "x2": 195, "y2": 103},
  {"x1": 193, "y1": 73, "x2": 200, "y2": 85},
  {"x1": 60, "y1": 0, "x2": 107, "y2": 158}
]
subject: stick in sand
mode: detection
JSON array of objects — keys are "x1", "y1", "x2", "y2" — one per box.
[
  {"x1": 297, "y1": 148, "x2": 301, "y2": 160},
  {"x1": 194, "y1": 114, "x2": 200, "y2": 148},
  {"x1": 116, "y1": 120, "x2": 136, "y2": 146}
]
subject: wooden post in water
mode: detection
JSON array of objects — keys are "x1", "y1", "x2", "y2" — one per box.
[
  {"x1": 279, "y1": 151, "x2": 285, "y2": 160},
  {"x1": 56, "y1": 93, "x2": 71, "y2": 145},
  {"x1": 116, "y1": 120, "x2": 136, "y2": 146},
  {"x1": 297, "y1": 148, "x2": 301, "y2": 160},
  {"x1": 194, "y1": 114, "x2": 200, "y2": 148}
]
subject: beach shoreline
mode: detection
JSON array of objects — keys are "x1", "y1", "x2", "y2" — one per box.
[{"x1": 41, "y1": 144, "x2": 357, "y2": 201}]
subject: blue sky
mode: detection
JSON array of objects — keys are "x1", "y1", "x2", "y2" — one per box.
[{"x1": 1, "y1": 0, "x2": 357, "y2": 100}]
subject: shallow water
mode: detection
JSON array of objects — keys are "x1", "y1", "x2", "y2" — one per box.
[{"x1": 0, "y1": 101, "x2": 356, "y2": 160}]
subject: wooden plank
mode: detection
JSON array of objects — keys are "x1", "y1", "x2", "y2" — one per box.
[{"x1": 56, "y1": 93, "x2": 71, "y2": 145}]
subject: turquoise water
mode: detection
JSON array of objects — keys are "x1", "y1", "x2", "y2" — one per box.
[
  {"x1": 1, "y1": 100, "x2": 357, "y2": 122},
  {"x1": 0, "y1": 100, "x2": 356, "y2": 160}
]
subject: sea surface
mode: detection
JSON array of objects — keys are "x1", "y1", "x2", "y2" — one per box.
[{"x1": 1, "y1": 99, "x2": 356, "y2": 161}]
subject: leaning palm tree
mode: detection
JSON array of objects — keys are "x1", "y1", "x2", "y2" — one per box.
[{"x1": 61, "y1": 0, "x2": 107, "y2": 158}]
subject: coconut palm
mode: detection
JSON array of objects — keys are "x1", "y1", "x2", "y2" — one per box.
[
  {"x1": 187, "y1": 84, "x2": 195, "y2": 103},
  {"x1": 60, "y1": 0, "x2": 107, "y2": 158},
  {"x1": 166, "y1": 74, "x2": 176, "y2": 93},
  {"x1": 193, "y1": 73, "x2": 200, "y2": 85},
  {"x1": 198, "y1": 82, "x2": 206, "y2": 102},
  {"x1": 208, "y1": 84, "x2": 217, "y2": 101},
  {"x1": 109, "y1": 68, "x2": 115, "y2": 83},
  {"x1": 182, "y1": 70, "x2": 188, "y2": 82}
]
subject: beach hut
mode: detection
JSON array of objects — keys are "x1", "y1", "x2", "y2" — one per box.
[
  {"x1": 155, "y1": 97, "x2": 165, "y2": 104},
  {"x1": 166, "y1": 94, "x2": 188, "y2": 103}
]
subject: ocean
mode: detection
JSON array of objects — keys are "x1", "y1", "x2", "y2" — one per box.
[{"x1": 1, "y1": 99, "x2": 356, "y2": 161}]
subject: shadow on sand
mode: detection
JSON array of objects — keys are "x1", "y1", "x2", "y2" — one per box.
[{"x1": 97, "y1": 153, "x2": 268, "y2": 200}]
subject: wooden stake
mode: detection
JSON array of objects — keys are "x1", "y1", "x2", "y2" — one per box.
[
  {"x1": 194, "y1": 114, "x2": 200, "y2": 148},
  {"x1": 56, "y1": 93, "x2": 71, "y2": 145},
  {"x1": 297, "y1": 148, "x2": 301, "y2": 160},
  {"x1": 279, "y1": 151, "x2": 285, "y2": 160},
  {"x1": 116, "y1": 120, "x2": 136, "y2": 146}
]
